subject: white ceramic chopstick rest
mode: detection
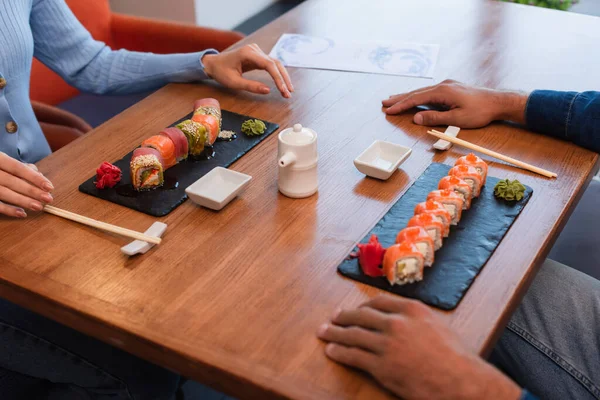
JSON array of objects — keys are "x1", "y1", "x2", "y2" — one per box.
[
  {"x1": 433, "y1": 126, "x2": 460, "y2": 150},
  {"x1": 121, "y1": 222, "x2": 167, "y2": 256}
]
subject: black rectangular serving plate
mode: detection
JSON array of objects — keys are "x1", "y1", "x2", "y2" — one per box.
[
  {"x1": 79, "y1": 110, "x2": 279, "y2": 217},
  {"x1": 337, "y1": 163, "x2": 533, "y2": 310}
]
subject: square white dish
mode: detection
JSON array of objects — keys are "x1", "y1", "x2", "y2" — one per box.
[
  {"x1": 354, "y1": 140, "x2": 412, "y2": 180},
  {"x1": 185, "y1": 167, "x2": 252, "y2": 211}
]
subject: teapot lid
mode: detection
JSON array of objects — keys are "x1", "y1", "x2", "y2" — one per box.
[{"x1": 280, "y1": 123, "x2": 316, "y2": 145}]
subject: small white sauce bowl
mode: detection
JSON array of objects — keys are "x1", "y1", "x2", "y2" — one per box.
[
  {"x1": 354, "y1": 140, "x2": 412, "y2": 180},
  {"x1": 185, "y1": 167, "x2": 252, "y2": 211}
]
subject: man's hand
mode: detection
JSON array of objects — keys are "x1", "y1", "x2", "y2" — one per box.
[
  {"x1": 202, "y1": 44, "x2": 293, "y2": 98},
  {"x1": 0, "y1": 152, "x2": 54, "y2": 218},
  {"x1": 382, "y1": 80, "x2": 528, "y2": 128},
  {"x1": 318, "y1": 295, "x2": 522, "y2": 400}
]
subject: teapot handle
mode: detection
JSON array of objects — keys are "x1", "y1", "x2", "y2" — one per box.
[{"x1": 279, "y1": 152, "x2": 297, "y2": 168}]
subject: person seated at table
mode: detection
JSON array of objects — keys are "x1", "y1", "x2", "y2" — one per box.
[
  {"x1": 0, "y1": 0, "x2": 291, "y2": 399},
  {"x1": 0, "y1": 0, "x2": 292, "y2": 219},
  {"x1": 318, "y1": 81, "x2": 600, "y2": 400}
]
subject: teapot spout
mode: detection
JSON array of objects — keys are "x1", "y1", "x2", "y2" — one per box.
[
  {"x1": 279, "y1": 152, "x2": 297, "y2": 168},
  {"x1": 279, "y1": 152, "x2": 296, "y2": 168}
]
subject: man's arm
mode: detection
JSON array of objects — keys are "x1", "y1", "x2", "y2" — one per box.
[{"x1": 382, "y1": 80, "x2": 600, "y2": 153}]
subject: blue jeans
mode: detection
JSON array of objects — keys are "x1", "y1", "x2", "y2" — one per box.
[
  {"x1": 491, "y1": 259, "x2": 600, "y2": 400},
  {"x1": 0, "y1": 298, "x2": 180, "y2": 400}
]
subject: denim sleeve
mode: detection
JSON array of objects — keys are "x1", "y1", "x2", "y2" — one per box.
[
  {"x1": 526, "y1": 90, "x2": 600, "y2": 153},
  {"x1": 521, "y1": 390, "x2": 539, "y2": 400}
]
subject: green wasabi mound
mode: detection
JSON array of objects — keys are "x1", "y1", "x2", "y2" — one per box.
[
  {"x1": 494, "y1": 179, "x2": 526, "y2": 201},
  {"x1": 241, "y1": 119, "x2": 267, "y2": 136}
]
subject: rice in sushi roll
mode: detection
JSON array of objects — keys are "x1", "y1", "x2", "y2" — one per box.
[
  {"x1": 427, "y1": 189, "x2": 464, "y2": 225},
  {"x1": 176, "y1": 120, "x2": 207, "y2": 157},
  {"x1": 413, "y1": 200, "x2": 452, "y2": 237},
  {"x1": 438, "y1": 176, "x2": 473, "y2": 210},
  {"x1": 448, "y1": 165, "x2": 483, "y2": 197},
  {"x1": 130, "y1": 147, "x2": 164, "y2": 191},
  {"x1": 383, "y1": 242, "x2": 425, "y2": 285},
  {"x1": 455, "y1": 153, "x2": 488, "y2": 183},
  {"x1": 395, "y1": 226, "x2": 435, "y2": 267},
  {"x1": 407, "y1": 213, "x2": 445, "y2": 250}
]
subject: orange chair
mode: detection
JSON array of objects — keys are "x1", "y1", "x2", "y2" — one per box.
[{"x1": 30, "y1": 0, "x2": 244, "y2": 106}]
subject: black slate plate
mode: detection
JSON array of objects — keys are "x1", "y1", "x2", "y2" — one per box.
[
  {"x1": 79, "y1": 110, "x2": 278, "y2": 217},
  {"x1": 337, "y1": 163, "x2": 533, "y2": 310}
]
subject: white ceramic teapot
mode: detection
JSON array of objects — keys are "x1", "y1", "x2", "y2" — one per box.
[{"x1": 277, "y1": 123, "x2": 318, "y2": 198}]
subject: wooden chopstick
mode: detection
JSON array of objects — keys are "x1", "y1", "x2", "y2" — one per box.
[
  {"x1": 44, "y1": 205, "x2": 162, "y2": 245},
  {"x1": 427, "y1": 130, "x2": 558, "y2": 179}
]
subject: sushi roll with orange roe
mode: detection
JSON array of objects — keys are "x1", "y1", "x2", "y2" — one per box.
[
  {"x1": 448, "y1": 165, "x2": 483, "y2": 197},
  {"x1": 414, "y1": 200, "x2": 451, "y2": 237},
  {"x1": 427, "y1": 189, "x2": 464, "y2": 225},
  {"x1": 407, "y1": 213, "x2": 445, "y2": 250},
  {"x1": 455, "y1": 153, "x2": 488, "y2": 183},
  {"x1": 438, "y1": 176, "x2": 473, "y2": 210},
  {"x1": 395, "y1": 226, "x2": 435, "y2": 267},
  {"x1": 383, "y1": 241, "x2": 425, "y2": 285}
]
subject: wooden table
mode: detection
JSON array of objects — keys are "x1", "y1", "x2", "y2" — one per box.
[{"x1": 1, "y1": 1, "x2": 599, "y2": 399}]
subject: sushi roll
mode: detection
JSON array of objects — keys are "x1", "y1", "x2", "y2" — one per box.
[
  {"x1": 176, "y1": 120, "x2": 207, "y2": 157},
  {"x1": 438, "y1": 176, "x2": 473, "y2": 210},
  {"x1": 413, "y1": 200, "x2": 452, "y2": 237},
  {"x1": 455, "y1": 153, "x2": 488, "y2": 183},
  {"x1": 383, "y1": 242, "x2": 425, "y2": 285},
  {"x1": 141, "y1": 135, "x2": 177, "y2": 169},
  {"x1": 427, "y1": 189, "x2": 464, "y2": 225},
  {"x1": 194, "y1": 98, "x2": 221, "y2": 129},
  {"x1": 191, "y1": 114, "x2": 220, "y2": 146},
  {"x1": 160, "y1": 127, "x2": 189, "y2": 162},
  {"x1": 407, "y1": 213, "x2": 445, "y2": 250},
  {"x1": 130, "y1": 147, "x2": 164, "y2": 191},
  {"x1": 448, "y1": 165, "x2": 483, "y2": 197},
  {"x1": 395, "y1": 226, "x2": 435, "y2": 267}
]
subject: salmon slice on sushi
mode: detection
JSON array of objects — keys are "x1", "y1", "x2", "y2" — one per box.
[
  {"x1": 407, "y1": 213, "x2": 445, "y2": 250},
  {"x1": 413, "y1": 200, "x2": 452, "y2": 237},
  {"x1": 194, "y1": 98, "x2": 221, "y2": 129},
  {"x1": 192, "y1": 114, "x2": 220, "y2": 146},
  {"x1": 141, "y1": 135, "x2": 177, "y2": 169},
  {"x1": 438, "y1": 176, "x2": 473, "y2": 209},
  {"x1": 448, "y1": 165, "x2": 483, "y2": 197},
  {"x1": 383, "y1": 241, "x2": 425, "y2": 285},
  {"x1": 176, "y1": 120, "x2": 207, "y2": 157},
  {"x1": 427, "y1": 189, "x2": 464, "y2": 225},
  {"x1": 130, "y1": 148, "x2": 165, "y2": 191},
  {"x1": 455, "y1": 153, "x2": 488, "y2": 183},
  {"x1": 395, "y1": 226, "x2": 435, "y2": 267},
  {"x1": 160, "y1": 127, "x2": 189, "y2": 162}
]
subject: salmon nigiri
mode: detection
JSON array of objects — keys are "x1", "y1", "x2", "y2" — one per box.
[
  {"x1": 395, "y1": 226, "x2": 435, "y2": 267},
  {"x1": 407, "y1": 213, "x2": 445, "y2": 250},
  {"x1": 142, "y1": 135, "x2": 177, "y2": 169},
  {"x1": 427, "y1": 189, "x2": 464, "y2": 225},
  {"x1": 438, "y1": 176, "x2": 473, "y2": 210},
  {"x1": 414, "y1": 200, "x2": 451, "y2": 237},
  {"x1": 192, "y1": 114, "x2": 220, "y2": 146},
  {"x1": 448, "y1": 165, "x2": 483, "y2": 197},
  {"x1": 455, "y1": 153, "x2": 488, "y2": 183},
  {"x1": 383, "y1": 242, "x2": 425, "y2": 286}
]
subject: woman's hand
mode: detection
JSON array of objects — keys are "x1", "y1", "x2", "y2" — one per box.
[
  {"x1": 382, "y1": 80, "x2": 528, "y2": 128},
  {"x1": 0, "y1": 152, "x2": 54, "y2": 218},
  {"x1": 317, "y1": 295, "x2": 521, "y2": 400},
  {"x1": 202, "y1": 44, "x2": 294, "y2": 98}
]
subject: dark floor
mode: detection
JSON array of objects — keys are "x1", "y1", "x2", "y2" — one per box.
[{"x1": 233, "y1": 0, "x2": 304, "y2": 34}]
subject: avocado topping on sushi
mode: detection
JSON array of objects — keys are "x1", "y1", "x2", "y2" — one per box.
[{"x1": 494, "y1": 179, "x2": 526, "y2": 201}]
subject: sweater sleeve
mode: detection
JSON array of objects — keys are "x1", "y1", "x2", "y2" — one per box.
[
  {"x1": 526, "y1": 90, "x2": 600, "y2": 153},
  {"x1": 30, "y1": 0, "x2": 217, "y2": 95}
]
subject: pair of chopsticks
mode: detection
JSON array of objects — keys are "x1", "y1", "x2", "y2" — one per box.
[
  {"x1": 427, "y1": 130, "x2": 558, "y2": 179},
  {"x1": 44, "y1": 205, "x2": 162, "y2": 245}
]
